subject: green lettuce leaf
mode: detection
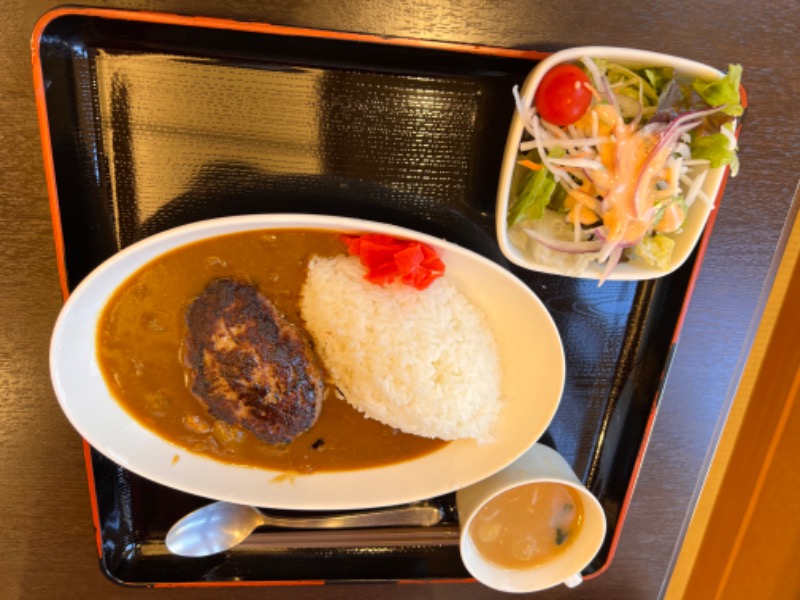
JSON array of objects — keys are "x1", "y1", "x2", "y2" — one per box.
[
  {"x1": 637, "y1": 67, "x2": 674, "y2": 97},
  {"x1": 691, "y1": 64, "x2": 744, "y2": 116},
  {"x1": 689, "y1": 132, "x2": 735, "y2": 168},
  {"x1": 508, "y1": 165, "x2": 557, "y2": 226},
  {"x1": 508, "y1": 149, "x2": 568, "y2": 226}
]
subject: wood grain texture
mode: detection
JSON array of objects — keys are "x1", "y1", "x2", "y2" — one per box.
[
  {"x1": 668, "y1": 203, "x2": 800, "y2": 599},
  {"x1": 2, "y1": 0, "x2": 799, "y2": 598},
  {"x1": 677, "y1": 208, "x2": 800, "y2": 599}
]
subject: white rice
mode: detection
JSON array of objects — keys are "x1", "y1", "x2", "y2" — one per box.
[{"x1": 299, "y1": 255, "x2": 502, "y2": 444}]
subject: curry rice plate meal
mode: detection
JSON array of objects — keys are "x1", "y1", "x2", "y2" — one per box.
[{"x1": 96, "y1": 229, "x2": 503, "y2": 474}]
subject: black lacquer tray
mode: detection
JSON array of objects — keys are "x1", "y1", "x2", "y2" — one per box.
[{"x1": 34, "y1": 8, "x2": 711, "y2": 587}]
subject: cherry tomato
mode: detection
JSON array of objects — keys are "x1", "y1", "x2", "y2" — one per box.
[{"x1": 534, "y1": 64, "x2": 592, "y2": 126}]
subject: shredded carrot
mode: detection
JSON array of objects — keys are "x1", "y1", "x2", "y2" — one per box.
[{"x1": 517, "y1": 159, "x2": 543, "y2": 171}]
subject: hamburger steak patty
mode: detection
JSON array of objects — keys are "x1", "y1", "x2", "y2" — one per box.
[{"x1": 184, "y1": 278, "x2": 325, "y2": 445}]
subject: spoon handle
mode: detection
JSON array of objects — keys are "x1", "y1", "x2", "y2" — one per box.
[{"x1": 258, "y1": 504, "x2": 443, "y2": 529}]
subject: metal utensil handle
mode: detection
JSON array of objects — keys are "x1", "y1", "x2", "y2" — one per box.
[{"x1": 257, "y1": 505, "x2": 443, "y2": 529}]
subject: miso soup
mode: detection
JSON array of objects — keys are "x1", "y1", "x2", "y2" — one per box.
[{"x1": 469, "y1": 481, "x2": 584, "y2": 569}]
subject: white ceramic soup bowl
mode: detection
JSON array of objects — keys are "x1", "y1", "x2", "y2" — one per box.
[{"x1": 456, "y1": 443, "x2": 606, "y2": 593}]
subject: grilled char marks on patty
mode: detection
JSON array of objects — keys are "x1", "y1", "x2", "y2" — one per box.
[{"x1": 184, "y1": 278, "x2": 324, "y2": 445}]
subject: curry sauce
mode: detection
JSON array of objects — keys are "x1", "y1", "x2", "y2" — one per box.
[{"x1": 97, "y1": 230, "x2": 447, "y2": 472}]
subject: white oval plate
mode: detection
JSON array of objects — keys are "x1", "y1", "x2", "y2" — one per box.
[{"x1": 50, "y1": 214, "x2": 565, "y2": 510}]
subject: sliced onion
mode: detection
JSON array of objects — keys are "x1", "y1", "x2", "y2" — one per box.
[
  {"x1": 548, "y1": 157, "x2": 605, "y2": 170},
  {"x1": 675, "y1": 142, "x2": 692, "y2": 159},
  {"x1": 521, "y1": 136, "x2": 611, "y2": 152},
  {"x1": 531, "y1": 113, "x2": 567, "y2": 183},
  {"x1": 581, "y1": 57, "x2": 620, "y2": 115},
  {"x1": 599, "y1": 246, "x2": 624, "y2": 286},
  {"x1": 720, "y1": 125, "x2": 738, "y2": 150},
  {"x1": 512, "y1": 85, "x2": 535, "y2": 137},
  {"x1": 593, "y1": 226, "x2": 639, "y2": 249},
  {"x1": 681, "y1": 172, "x2": 712, "y2": 208},
  {"x1": 541, "y1": 121, "x2": 568, "y2": 139},
  {"x1": 633, "y1": 106, "x2": 725, "y2": 218},
  {"x1": 522, "y1": 228, "x2": 604, "y2": 254}
]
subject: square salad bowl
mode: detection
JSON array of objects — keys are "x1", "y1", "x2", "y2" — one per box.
[{"x1": 496, "y1": 46, "x2": 743, "y2": 282}]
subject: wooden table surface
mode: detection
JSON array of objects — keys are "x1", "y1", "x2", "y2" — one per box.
[{"x1": 2, "y1": 1, "x2": 799, "y2": 598}]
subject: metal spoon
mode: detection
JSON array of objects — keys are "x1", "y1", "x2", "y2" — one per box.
[{"x1": 165, "y1": 501, "x2": 444, "y2": 557}]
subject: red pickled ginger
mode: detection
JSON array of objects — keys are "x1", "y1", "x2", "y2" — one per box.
[{"x1": 341, "y1": 234, "x2": 445, "y2": 290}]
